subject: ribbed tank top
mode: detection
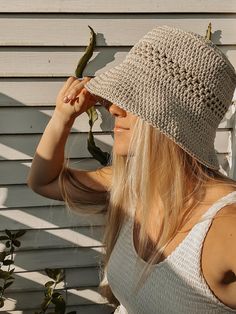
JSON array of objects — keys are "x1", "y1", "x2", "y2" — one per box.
[{"x1": 106, "y1": 190, "x2": 236, "y2": 313}]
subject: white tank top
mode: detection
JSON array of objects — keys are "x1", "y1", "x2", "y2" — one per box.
[{"x1": 106, "y1": 190, "x2": 236, "y2": 313}]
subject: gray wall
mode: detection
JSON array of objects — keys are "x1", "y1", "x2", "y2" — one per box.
[{"x1": 0, "y1": 0, "x2": 236, "y2": 312}]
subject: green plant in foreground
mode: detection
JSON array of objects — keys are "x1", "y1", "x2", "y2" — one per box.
[
  {"x1": 35, "y1": 268, "x2": 75, "y2": 314},
  {"x1": 0, "y1": 229, "x2": 26, "y2": 307},
  {"x1": 75, "y1": 25, "x2": 110, "y2": 166}
]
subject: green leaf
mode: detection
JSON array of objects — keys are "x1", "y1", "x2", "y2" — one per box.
[
  {"x1": 12, "y1": 239, "x2": 21, "y2": 247},
  {"x1": 3, "y1": 281, "x2": 14, "y2": 289},
  {"x1": 0, "y1": 297, "x2": 4, "y2": 308},
  {"x1": 45, "y1": 268, "x2": 61, "y2": 281},
  {"x1": 0, "y1": 269, "x2": 11, "y2": 280},
  {"x1": 0, "y1": 236, "x2": 9, "y2": 241},
  {"x1": 45, "y1": 280, "x2": 55, "y2": 287},
  {"x1": 205, "y1": 22, "x2": 212, "y2": 41},
  {"x1": 0, "y1": 251, "x2": 6, "y2": 262},
  {"x1": 5, "y1": 241, "x2": 11, "y2": 248},
  {"x1": 4, "y1": 229, "x2": 12, "y2": 239},
  {"x1": 86, "y1": 106, "x2": 98, "y2": 128},
  {"x1": 52, "y1": 295, "x2": 66, "y2": 314},
  {"x1": 3, "y1": 259, "x2": 14, "y2": 266},
  {"x1": 45, "y1": 287, "x2": 53, "y2": 298},
  {"x1": 15, "y1": 229, "x2": 26, "y2": 238},
  {"x1": 75, "y1": 25, "x2": 96, "y2": 78},
  {"x1": 40, "y1": 296, "x2": 51, "y2": 311},
  {"x1": 87, "y1": 131, "x2": 110, "y2": 165},
  {"x1": 55, "y1": 271, "x2": 65, "y2": 284},
  {"x1": 9, "y1": 268, "x2": 15, "y2": 275}
]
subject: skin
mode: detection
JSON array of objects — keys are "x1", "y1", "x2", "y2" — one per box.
[
  {"x1": 27, "y1": 76, "x2": 138, "y2": 199},
  {"x1": 108, "y1": 103, "x2": 138, "y2": 155},
  {"x1": 27, "y1": 76, "x2": 236, "y2": 309}
]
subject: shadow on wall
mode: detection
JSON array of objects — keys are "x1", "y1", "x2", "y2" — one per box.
[{"x1": 0, "y1": 90, "x2": 115, "y2": 312}]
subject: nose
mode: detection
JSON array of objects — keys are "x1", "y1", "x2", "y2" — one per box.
[{"x1": 108, "y1": 103, "x2": 127, "y2": 117}]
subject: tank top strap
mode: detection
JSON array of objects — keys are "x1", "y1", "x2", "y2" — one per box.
[{"x1": 200, "y1": 190, "x2": 236, "y2": 222}]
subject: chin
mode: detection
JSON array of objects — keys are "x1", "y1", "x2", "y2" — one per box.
[{"x1": 113, "y1": 145, "x2": 128, "y2": 156}]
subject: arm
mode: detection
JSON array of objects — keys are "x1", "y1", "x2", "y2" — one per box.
[{"x1": 27, "y1": 76, "x2": 111, "y2": 200}]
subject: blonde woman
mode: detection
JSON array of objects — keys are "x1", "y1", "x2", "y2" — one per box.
[{"x1": 28, "y1": 25, "x2": 236, "y2": 313}]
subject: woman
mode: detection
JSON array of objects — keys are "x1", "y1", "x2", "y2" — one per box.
[{"x1": 28, "y1": 25, "x2": 236, "y2": 313}]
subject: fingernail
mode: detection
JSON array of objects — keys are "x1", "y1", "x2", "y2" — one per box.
[{"x1": 63, "y1": 96, "x2": 69, "y2": 102}]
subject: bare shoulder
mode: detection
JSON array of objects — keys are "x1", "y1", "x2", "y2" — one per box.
[
  {"x1": 212, "y1": 200, "x2": 236, "y2": 269},
  {"x1": 200, "y1": 189, "x2": 236, "y2": 309}
]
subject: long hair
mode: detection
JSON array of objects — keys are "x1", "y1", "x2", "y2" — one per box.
[{"x1": 59, "y1": 115, "x2": 236, "y2": 308}]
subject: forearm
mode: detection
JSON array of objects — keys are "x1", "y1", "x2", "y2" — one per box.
[{"x1": 27, "y1": 110, "x2": 74, "y2": 189}]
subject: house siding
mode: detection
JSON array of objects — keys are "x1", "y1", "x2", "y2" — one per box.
[{"x1": 0, "y1": 1, "x2": 236, "y2": 312}]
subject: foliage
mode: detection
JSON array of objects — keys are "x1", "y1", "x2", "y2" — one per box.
[
  {"x1": 205, "y1": 22, "x2": 212, "y2": 40},
  {"x1": 34, "y1": 268, "x2": 75, "y2": 314},
  {"x1": 75, "y1": 25, "x2": 111, "y2": 166},
  {"x1": 0, "y1": 229, "x2": 26, "y2": 307}
]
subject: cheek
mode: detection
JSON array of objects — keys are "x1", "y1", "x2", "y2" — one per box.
[{"x1": 113, "y1": 129, "x2": 135, "y2": 156}]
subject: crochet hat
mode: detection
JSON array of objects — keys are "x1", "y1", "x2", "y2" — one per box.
[{"x1": 84, "y1": 25, "x2": 236, "y2": 170}]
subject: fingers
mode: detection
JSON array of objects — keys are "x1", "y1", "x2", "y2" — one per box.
[
  {"x1": 60, "y1": 76, "x2": 77, "y2": 96},
  {"x1": 63, "y1": 76, "x2": 91, "y2": 103}
]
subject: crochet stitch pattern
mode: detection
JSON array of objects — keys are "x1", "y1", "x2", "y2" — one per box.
[{"x1": 84, "y1": 25, "x2": 236, "y2": 170}]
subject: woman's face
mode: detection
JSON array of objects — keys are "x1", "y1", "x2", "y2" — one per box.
[{"x1": 107, "y1": 103, "x2": 138, "y2": 155}]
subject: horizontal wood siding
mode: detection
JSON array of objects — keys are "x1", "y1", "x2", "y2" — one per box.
[{"x1": 0, "y1": 1, "x2": 236, "y2": 312}]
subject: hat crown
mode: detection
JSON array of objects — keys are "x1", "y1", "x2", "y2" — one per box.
[{"x1": 123, "y1": 25, "x2": 236, "y2": 124}]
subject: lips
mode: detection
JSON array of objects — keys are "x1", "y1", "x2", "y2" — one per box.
[{"x1": 114, "y1": 125, "x2": 130, "y2": 130}]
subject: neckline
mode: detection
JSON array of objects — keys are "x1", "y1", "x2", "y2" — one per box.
[{"x1": 130, "y1": 190, "x2": 236, "y2": 269}]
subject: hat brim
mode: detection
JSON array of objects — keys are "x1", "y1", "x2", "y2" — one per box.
[{"x1": 84, "y1": 58, "x2": 220, "y2": 171}]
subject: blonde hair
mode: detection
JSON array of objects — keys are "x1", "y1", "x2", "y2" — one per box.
[{"x1": 59, "y1": 115, "x2": 236, "y2": 309}]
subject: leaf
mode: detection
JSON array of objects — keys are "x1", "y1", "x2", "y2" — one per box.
[
  {"x1": 0, "y1": 297, "x2": 4, "y2": 308},
  {"x1": 55, "y1": 271, "x2": 65, "y2": 284},
  {"x1": 86, "y1": 106, "x2": 98, "y2": 128},
  {"x1": 0, "y1": 251, "x2": 6, "y2": 262},
  {"x1": 45, "y1": 280, "x2": 55, "y2": 287},
  {"x1": 75, "y1": 25, "x2": 96, "y2": 78},
  {"x1": 45, "y1": 287, "x2": 53, "y2": 298},
  {"x1": 15, "y1": 229, "x2": 26, "y2": 238},
  {"x1": 5, "y1": 241, "x2": 11, "y2": 248},
  {"x1": 4, "y1": 229, "x2": 12, "y2": 239},
  {"x1": 0, "y1": 269, "x2": 11, "y2": 280},
  {"x1": 3, "y1": 281, "x2": 14, "y2": 289},
  {"x1": 3, "y1": 259, "x2": 14, "y2": 266},
  {"x1": 205, "y1": 22, "x2": 212, "y2": 41},
  {"x1": 12, "y1": 239, "x2": 21, "y2": 247},
  {"x1": 45, "y1": 268, "x2": 61, "y2": 281},
  {"x1": 87, "y1": 131, "x2": 110, "y2": 165},
  {"x1": 0, "y1": 236, "x2": 9, "y2": 241},
  {"x1": 40, "y1": 296, "x2": 51, "y2": 311},
  {"x1": 52, "y1": 295, "x2": 66, "y2": 314},
  {"x1": 52, "y1": 292, "x2": 63, "y2": 298}
]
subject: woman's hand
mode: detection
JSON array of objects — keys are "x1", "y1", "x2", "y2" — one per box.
[{"x1": 54, "y1": 76, "x2": 97, "y2": 125}]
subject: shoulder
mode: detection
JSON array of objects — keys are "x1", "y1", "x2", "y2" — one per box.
[{"x1": 211, "y1": 200, "x2": 236, "y2": 272}]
